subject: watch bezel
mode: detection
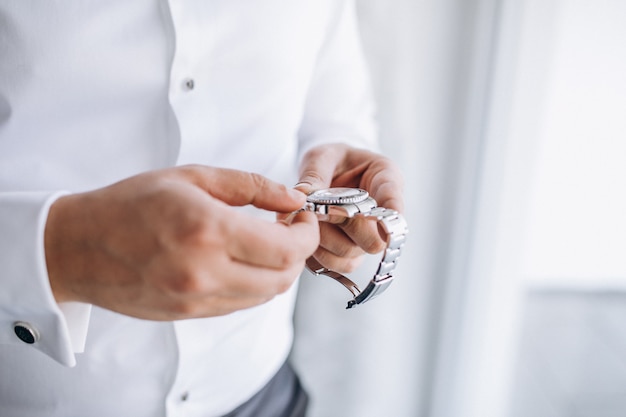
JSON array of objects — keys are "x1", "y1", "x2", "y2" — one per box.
[{"x1": 306, "y1": 187, "x2": 369, "y2": 205}]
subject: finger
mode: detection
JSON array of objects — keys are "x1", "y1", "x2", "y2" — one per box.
[
  {"x1": 295, "y1": 145, "x2": 347, "y2": 194},
  {"x1": 318, "y1": 222, "x2": 366, "y2": 259},
  {"x1": 216, "y1": 258, "x2": 304, "y2": 298},
  {"x1": 369, "y1": 179, "x2": 405, "y2": 214},
  {"x1": 156, "y1": 244, "x2": 308, "y2": 301},
  {"x1": 177, "y1": 165, "x2": 307, "y2": 212},
  {"x1": 312, "y1": 248, "x2": 365, "y2": 274},
  {"x1": 359, "y1": 159, "x2": 405, "y2": 213},
  {"x1": 139, "y1": 293, "x2": 275, "y2": 321},
  {"x1": 227, "y1": 210, "x2": 320, "y2": 269},
  {"x1": 181, "y1": 294, "x2": 275, "y2": 318},
  {"x1": 175, "y1": 254, "x2": 303, "y2": 318},
  {"x1": 340, "y1": 217, "x2": 386, "y2": 254},
  {"x1": 316, "y1": 215, "x2": 386, "y2": 254}
]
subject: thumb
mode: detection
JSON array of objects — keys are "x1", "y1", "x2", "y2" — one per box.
[
  {"x1": 295, "y1": 148, "x2": 342, "y2": 195},
  {"x1": 177, "y1": 165, "x2": 306, "y2": 212}
]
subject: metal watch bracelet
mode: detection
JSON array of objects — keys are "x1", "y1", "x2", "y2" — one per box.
[{"x1": 305, "y1": 206, "x2": 408, "y2": 309}]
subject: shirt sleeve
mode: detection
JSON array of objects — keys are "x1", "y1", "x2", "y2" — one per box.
[
  {"x1": 0, "y1": 191, "x2": 91, "y2": 367},
  {"x1": 297, "y1": 0, "x2": 379, "y2": 159}
]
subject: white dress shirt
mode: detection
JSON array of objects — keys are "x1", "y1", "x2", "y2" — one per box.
[{"x1": 0, "y1": 1, "x2": 376, "y2": 416}]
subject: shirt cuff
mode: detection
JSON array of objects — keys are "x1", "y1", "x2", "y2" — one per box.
[
  {"x1": 0, "y1": 191, "x2": 91, "y2": 366},
  {"x1": 58, "y1": 302, "x2": 92, "y2": 353}
]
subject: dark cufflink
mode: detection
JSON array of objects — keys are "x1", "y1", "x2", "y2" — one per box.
[{"x1": 13, "y1": 321, "x2": 39, "y2": 344}]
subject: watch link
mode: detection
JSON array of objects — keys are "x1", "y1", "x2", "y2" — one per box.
[{"x1": 300, "y1": 187, "x2": 408, "y2": 309}]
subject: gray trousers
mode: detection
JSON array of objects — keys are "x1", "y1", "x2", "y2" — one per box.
[{"x1": 222, "y1": 361, "x2": 309, "y2": 417}]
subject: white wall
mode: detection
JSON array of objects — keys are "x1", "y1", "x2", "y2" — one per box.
[
  {"x1": 429, "y1": 1, "x2": 626, "y2": 416},
  {"x1": 521, "y1": 0, "x2": 626, "y2": 288}
]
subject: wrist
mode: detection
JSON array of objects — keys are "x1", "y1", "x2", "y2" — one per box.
[{"x1": 44, "y1": 194, "x2": 88, "y2": 303}]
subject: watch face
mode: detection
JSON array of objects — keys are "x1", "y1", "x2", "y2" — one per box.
[{"x1": 307, "y1": 188, "x2": 369, "y2": 205}]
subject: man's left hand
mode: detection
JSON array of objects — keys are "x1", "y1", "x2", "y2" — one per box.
[{"x1": 295, "y1": 143, "x2": 404, "y2": 273}]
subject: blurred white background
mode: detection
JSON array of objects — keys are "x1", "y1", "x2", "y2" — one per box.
[{"x1": 292, "y1": 0, "x2": 626, "y2": 416}]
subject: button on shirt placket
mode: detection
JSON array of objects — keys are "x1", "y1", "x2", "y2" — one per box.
[
  {"x1": 164, "y1": 3, "x2": 203, "y2": 415},
  {"x1": 166, "y1": 0, "x2": 214, "y2": 168},
  {"x1": 183, "y1": 78, "x2": 195, "y2": 91}
]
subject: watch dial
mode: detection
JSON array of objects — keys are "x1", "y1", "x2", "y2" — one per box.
[{"x1": 307, "y1": 188, "x2": 369, "y2": 204}]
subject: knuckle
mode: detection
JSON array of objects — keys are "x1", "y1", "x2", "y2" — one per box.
[
  {"x1": 188, "y1": 223, "x2": 212, "y2": 246},
  {"x1": 276, "y1": 246, "x2": 300, "y2": 269},
  {"x1": 302, "y1": 145, "x2": 325, "y2": 162},
  {"x1": 364, "y1": 236, "x2": 386, "y2": 254},
  {"x1": 180, "y1": 163, "x2": 201, "y2": 171},
  {"x1": 335, "y1": 243, "x2": 360, "y2": 258},
  {"x1": 345, "y1": 221, "x2": 386, "y2": 254},
  {"x1": 298, "y1": 169, "x2": 325, "y2": 187},
  {"x1": 306, "y1": 143, "x2": 343, "y2": 160},
  {"x1": 314, "y1": 249, "x2": 362, "y2": 274},
  {"x1": 167, "y1": 268, "x2": 206, "y2": 295},
  {"x1": 169, "y1": 299, "x2": 201, "y2": 318},
  {"x1": 341, "y1": 257, "x2": 362, "y2": 273},
  {"x1": 248, "y1": 172, "x2": 269, "y2": 190},
  {"x1": 275, "y1": 274, "x2": 296, "y2": 294},
  {"x1": 176, "y1": 216, "x2": 216, "y2": 247},
  {"x1": 176, "y1": 164, "x2": 203, "y2": 179}
]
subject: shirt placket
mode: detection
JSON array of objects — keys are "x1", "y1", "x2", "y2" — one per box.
[
  {"x1": 163, "y1": 1, "x2": 213, "y2": 415},
  {"x1": 165, "y1": 0, "x2": 216, "y2": 167}
]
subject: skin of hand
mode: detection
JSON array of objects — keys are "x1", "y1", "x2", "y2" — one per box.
[
  {"x1": 44, "y1": 165, "x2": 320, "y2": 320},
  {"x1": 295, "y1": 143, "x2": 404, "y2": 273}
]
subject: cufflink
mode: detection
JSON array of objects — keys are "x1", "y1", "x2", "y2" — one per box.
[{"x1": 13, "y1": 321, "x2": 39, "y2": 344}]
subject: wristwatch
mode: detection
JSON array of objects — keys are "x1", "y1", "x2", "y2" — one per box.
[{"x1": 301, "y1": 187, "x2": 408, "y2": 309}]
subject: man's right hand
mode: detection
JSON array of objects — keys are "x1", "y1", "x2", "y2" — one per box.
[{"x1": 44, "y1": 165, "x2": 319, "y2": 320}]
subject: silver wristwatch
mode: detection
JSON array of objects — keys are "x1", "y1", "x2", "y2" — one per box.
[{"x1": 301, "y1": 187, "x2": 408, "y2": 309}]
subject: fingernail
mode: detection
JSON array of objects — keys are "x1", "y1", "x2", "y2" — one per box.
[
  {"x1": 293, "y1": 182, "x2": 313, "y2": 193},
  {"x1": 289, "y1": 188, "x2": 306, "y2": 199}
]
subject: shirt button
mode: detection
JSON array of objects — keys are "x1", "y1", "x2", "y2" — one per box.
[
  {"x1": 13, "y1": 322, "x2": 39, "y2": 344},
  {"x1": 183, "y1": 78, "x2": 195, "y2": 91},
  {"x1": 180, "y1": 391, "x2": 189, "y2": 402}
]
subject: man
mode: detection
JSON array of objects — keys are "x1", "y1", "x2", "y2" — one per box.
[{"x1": 0, "y1": 1, "x2": 404, "y2": 416}]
